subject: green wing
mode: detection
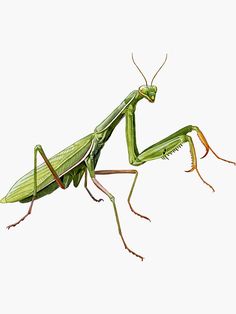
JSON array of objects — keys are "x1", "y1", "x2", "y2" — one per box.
[{"x1": 0, "y1": 133, "x2": 94, "y2": 203}]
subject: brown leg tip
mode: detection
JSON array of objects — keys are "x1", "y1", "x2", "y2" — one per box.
[
  {"x1": 200, "y1": 148, "x2": 209, "y2": 159},
  {"x1": 138, "y1": 214, "x2": 151, "y2": 222},
  {"x1": 185, "y1": 168, "x2": 195, "y2": 173},
  {"x1": 128, "y1": 203, "x2": 151, "y2": 222},
  {"x1": 6, "y1": 224, "x2": 15, "y2": 230}
]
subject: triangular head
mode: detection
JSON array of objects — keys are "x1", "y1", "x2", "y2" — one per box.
[{"x1": 132, "y1": 53, "x2": 168, "y2": 103}]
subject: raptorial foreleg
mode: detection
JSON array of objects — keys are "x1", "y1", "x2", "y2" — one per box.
[
  {"x1": 192, "y1": 126, "x2": 236, "y2": 165},
  {"x1": 125, "y1": 107, "x2": 235, "y2": 191}
]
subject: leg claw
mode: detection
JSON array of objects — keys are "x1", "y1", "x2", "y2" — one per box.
[{"x1": 128, "y1": 202, "x2": 151, "y2": 222}]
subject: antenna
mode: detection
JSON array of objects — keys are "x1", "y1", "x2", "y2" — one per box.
[
  {"x1": 150, "y1": 54, "x2": 168, "y2": 85},
  {"x1": 131, "y1": 53, "x2": 148, "y2": 86}
]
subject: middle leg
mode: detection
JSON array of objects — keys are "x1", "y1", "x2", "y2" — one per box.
[
  {"x1": 7, "y1": 144, "x2": 66, "y2": 229},
  {"x1": 95, "y1": 169, "x2": 151, "y2": 221},
  {"x1": 84, "y1": 169, "x2": 103, "y2": 202}
]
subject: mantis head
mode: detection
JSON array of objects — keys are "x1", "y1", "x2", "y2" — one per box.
[
  {"x1": 138, "y1": 85, "x2": 157, "y2": 103},
  {"x1": 132, "y1": 53, "x2": 168, "y2": 103}
]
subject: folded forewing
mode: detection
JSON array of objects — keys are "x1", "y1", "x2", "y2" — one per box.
[{"x1": 1, "y1": 134, "x2": 94, "y2": 203}]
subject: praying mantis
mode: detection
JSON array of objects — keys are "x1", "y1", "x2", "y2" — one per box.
[{"x1": 1, "y1": 54, "x2": 235, "y2": 261}]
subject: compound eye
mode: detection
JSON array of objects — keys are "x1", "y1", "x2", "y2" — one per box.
[{"x1": 140, "y1": 87, "x2": 146, "y2": 94}]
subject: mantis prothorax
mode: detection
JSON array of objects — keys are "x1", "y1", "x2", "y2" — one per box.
[{"x1": 1, "y1": 54, "x2": 235, "y2": 261}]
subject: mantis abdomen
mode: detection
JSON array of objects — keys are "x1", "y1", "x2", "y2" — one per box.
[{"x1": 20, "y1": 163, "x2": 86, "y2": 203}]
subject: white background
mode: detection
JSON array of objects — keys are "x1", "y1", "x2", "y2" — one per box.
[{"x1": 0, "y1": 1, "x2": 236, "y2": 313}]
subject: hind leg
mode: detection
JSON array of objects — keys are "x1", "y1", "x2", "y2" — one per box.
[{"x1": 7, "y1": 145, "x2": 66, "y2": 229}]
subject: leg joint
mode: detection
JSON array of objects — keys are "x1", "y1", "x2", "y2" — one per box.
[
  {"x1": 34, "y1": 144, "x2": 42, "y2": 151},
  {"x1": 185, "y1": 134, "x2": 192, "y2": 141},
  {"x1": 109, "y1": 194, "x2": 115, "y2": 202},
  {"x1": 129, "y1": 158, "x2": 143, "y2": 166},
  {"x1": 192, "y1": 125, "x2": 200, "y2": 132}
]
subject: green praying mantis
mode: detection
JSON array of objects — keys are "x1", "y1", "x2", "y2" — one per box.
[{"x1": 1, "y1": 54, "x2": 235, "y2": 261}]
